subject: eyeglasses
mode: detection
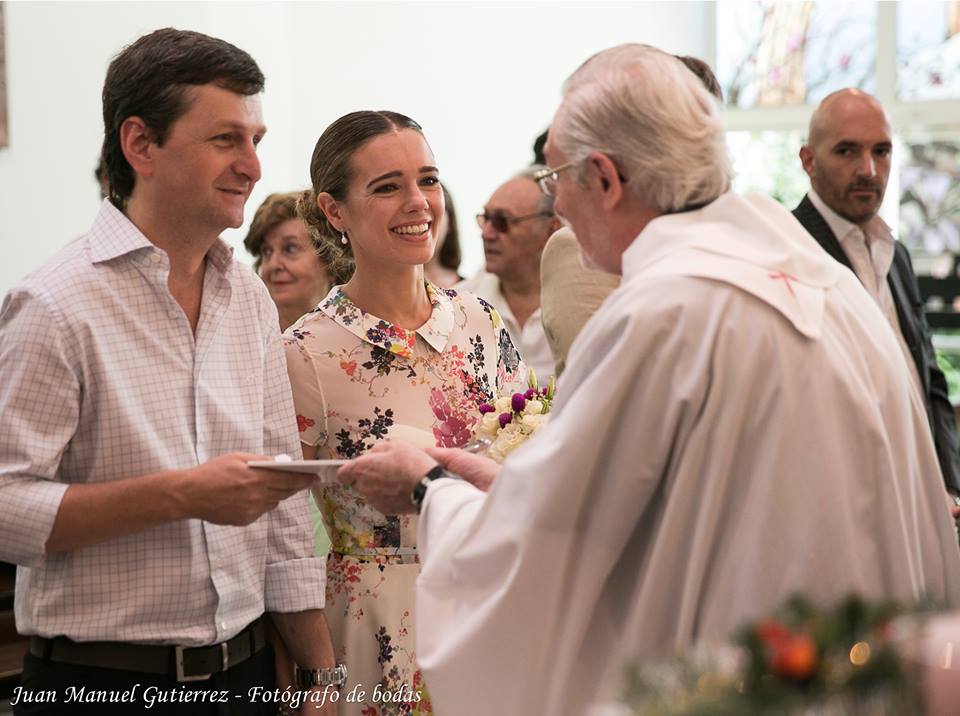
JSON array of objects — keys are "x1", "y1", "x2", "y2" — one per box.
[
  {"x1": 475, "y1": 209, "x2": 553, "y2": 233},
  {"x1": 533, "y1": 162, "x2": 576, "y2": 197},
  {"x1": 534, "y1": 160, "x2": 629, "y2": 196}
]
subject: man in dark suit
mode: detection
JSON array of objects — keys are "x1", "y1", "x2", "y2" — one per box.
[{"x1": 794, "y1": 88, "x2": 960, "y2": 505}]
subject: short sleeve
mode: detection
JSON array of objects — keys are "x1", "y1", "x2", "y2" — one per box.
[{"x1": 282, "y1": 334, "x2": 329, "y2": 448}]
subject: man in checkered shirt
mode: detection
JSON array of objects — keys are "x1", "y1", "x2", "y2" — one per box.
[{"x1": 0, "y1": 29, "x2": 336, "y2": 715}]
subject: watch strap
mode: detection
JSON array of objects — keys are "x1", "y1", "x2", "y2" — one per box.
[
  {"x1": 411, "y1": 464, "x2": 450, "y2": 513},
  {"x1": 295, "y1": 663, "x2": 347, "y2": 689}
]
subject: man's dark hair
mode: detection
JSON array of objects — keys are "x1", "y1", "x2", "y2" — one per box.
[
  {"x1": 532, "y1": 129, "x2": 548, "y2": 165},
  {"x1": 101, "y1": 28, "x2": 264, "y2": 207},
  {"x1": 675, "y1": 55, "x2": 723, "y2": 102}
]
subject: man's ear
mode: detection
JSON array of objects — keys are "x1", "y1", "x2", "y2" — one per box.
[
  {"x1": 119, "y1": 117, "x2": 155, "y2": 179},
  {"x1": 587, "y1": 152, "x2": 624, "y2": 210},
  {"x1": 799, "y1": 145, "x2": 816, "y2": 180},
  {"x1": 316, "y1": 193, "x2": 345, "y2": 233}
]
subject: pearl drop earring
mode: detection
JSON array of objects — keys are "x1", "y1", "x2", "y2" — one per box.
[{"x1": 340, "y1": 232, "x2": 348, "y2": 246}]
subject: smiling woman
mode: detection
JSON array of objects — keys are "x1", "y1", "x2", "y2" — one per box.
[{"x1": 281, "y1": 111, "x2": 527, "y2": 714}]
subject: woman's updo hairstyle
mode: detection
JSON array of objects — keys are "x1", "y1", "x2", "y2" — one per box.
[{"x1": 298, "y1": 110, "x2": 424, "y2": 279}]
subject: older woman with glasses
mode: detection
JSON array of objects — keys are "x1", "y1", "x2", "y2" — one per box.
[
  {"x1": 244, "y1": 192, "x2": 353, "y2": 331},
  {"x1": 283, "y1": 110, "x2": 527, "y2": 714}
]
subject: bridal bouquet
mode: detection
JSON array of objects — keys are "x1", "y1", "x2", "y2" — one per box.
[{"x1": 476, "y1": 370, "x2": 556, "y2": 463}]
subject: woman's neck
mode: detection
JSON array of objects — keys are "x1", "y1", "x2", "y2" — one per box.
[{"x1": 342, "y1": 264, "x2": 432, "y2": 330}]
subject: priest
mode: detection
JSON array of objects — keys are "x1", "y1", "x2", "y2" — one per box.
[{"x1": 337, "y1": 44, "x2": 960, "y2": 715}]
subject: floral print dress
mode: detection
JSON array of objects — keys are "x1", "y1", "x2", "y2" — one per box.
[{"x1": 283, "y1": 282, "x2": 525, "y2": 715}]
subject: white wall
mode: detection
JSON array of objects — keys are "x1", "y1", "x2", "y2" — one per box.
[{"x1": 0, "y1": 1, "x2": 708, "y2": 294}]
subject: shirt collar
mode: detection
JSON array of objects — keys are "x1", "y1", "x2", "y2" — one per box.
[
  {"x1": 317, "y1": 281, "x2": 455, "y2": 359},
  {"x1": 87, "y1": 199, "x2": 234, "y2": 275}
]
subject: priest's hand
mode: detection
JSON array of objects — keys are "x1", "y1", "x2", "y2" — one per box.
[
  {"x1": 425, "y1": 447, "x2": 500, "y2": 492},
  {"x1": 336, "y1": 441, "x2": 437, "y2": 515}
]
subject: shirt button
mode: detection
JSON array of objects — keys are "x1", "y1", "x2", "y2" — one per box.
[{"x1": 151, "y1": 254, "x2": 162, "y2": 264}]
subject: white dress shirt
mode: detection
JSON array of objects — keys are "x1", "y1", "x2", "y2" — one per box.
[
  {"x1": 455, "y1": 271, "x2": 555, "y2": 382},
  {"x1": 0, "y1": 200, "x2": 325, "y2": 645},
  {"x1": 807, "y1": 189, "x2": 922, "y2": 399}
]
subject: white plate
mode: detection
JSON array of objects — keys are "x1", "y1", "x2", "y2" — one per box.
[{"x1": 248, "y1": 459, "x2": 348, "y2": 475}]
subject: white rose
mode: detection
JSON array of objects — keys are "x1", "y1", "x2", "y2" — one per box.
[
  {"x1": 521, "y1": 413, "x2": 547, "y2": 433},
  {"x1": 494, "y1": 396, "x2": 512, "y2": 413},
  {"x1": 477, "y1": 412, "x2": 501, "y2": 438},
  {"x1": 524, "y1": 400, "x2": 544, "y2": 415},
  {"x1": 497, "y1": 428, "x2": 527, "y2": 457}
]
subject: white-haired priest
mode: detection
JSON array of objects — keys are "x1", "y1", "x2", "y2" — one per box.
[{"x1": 337, "y1": 43, "x2": 960, "y2": 716}]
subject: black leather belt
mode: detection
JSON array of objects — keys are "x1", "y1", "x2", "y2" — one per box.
[{"x1": 29, "y1": 617, "x2": 266, "y2": 683}]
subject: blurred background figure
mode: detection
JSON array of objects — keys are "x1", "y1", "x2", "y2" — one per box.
[
  {"x1": 244, "y1": 191, "x2": 351, "y2": 331},
  {"x1": 532, "y1": 128, "x2": 548, "y2": 165},
  {"x1": 94, "y1": 155, "x2": 109, "y2": 200},
  {"x1": 458, "y1": 167, "x2": 561, "y2": 381},
  {"x1": 423, "y1": 182, "x2": 464, "y2": 287}
]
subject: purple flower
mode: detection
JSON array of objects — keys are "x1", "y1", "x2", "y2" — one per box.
[
  {"x1": 499, "y1": 412, "x2": 513, "y2": 429},
  {"x1": 479, "y1": 403, "x2": 495, "y2": 414},
  {"x1": 524, "y1": 388, "x2": 536, "y2": 400},
  {"x1": 511, "y1": 393, "x2": 526, "y2": 412}
]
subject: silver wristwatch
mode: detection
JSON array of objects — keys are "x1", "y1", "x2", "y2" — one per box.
[{"x1": 295, "y1": 663, "x2": 348, "y2": 689}]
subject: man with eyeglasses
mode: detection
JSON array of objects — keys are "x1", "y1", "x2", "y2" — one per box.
[
  {"x1": 338, "y1": 44, "x2": 960, "y2": 715},
  {"x1": 456, "y1": 168, "x2": 560, "y2": 381},
  {"x1": 539, "y1": 54, "x2": 725, "y2": 377}
]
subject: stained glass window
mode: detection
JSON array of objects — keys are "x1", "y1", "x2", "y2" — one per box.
[
  {"x1": 899, "y1": 137, "x2": 960, "y2": 256},
  {"x1": 727, "y1": 131, "x2": 809, "y2": 209},
  {"x1": 897, "y1": 1, "x2": 960, "y2": 101},
  {"x1": 717, "y1": 1, "x2": 876, "y2": 109}
]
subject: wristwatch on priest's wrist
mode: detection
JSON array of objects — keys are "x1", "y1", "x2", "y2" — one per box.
[
  {"x1": 411, "y1": 464, "x2": 458, "y2": 513},
  {"x1": 294, "y1": 663, "x2": 348, "y2": 690}
]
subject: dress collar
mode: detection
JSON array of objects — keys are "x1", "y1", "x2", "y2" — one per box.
[{"x1": 317, "y1": 281, "x2": 455, "y2": 359}]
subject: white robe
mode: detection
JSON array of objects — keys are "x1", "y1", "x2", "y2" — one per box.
[{"x1": 415, "y1": 193, "x2": 960, "y2": 716}]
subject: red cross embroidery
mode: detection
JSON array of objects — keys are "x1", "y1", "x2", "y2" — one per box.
[{"x1": 768, "y1": 271, "x2": 797, "y2": 297}]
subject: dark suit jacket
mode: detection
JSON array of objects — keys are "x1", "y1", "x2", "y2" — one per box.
[{"x1": 793, "y1": 194, "x2": 960, "y2": 493}]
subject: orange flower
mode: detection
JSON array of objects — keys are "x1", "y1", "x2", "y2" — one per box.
[
  {"x1": 770, "y1": 633, "x2": 818, "y2": 680},
  {"x1": 340, "y1": 360, "x2": 358, "y2": 377}
]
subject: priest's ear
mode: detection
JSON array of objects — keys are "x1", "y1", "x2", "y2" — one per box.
[{"x1": 586, "y1": 152, "x2": 625, "y2": 209}]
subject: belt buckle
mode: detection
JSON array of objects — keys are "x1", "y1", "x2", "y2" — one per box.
[{"x1": 175, "y1": 642, "x2": 228, "y2": 682}]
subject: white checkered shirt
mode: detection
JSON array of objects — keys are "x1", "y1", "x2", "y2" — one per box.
[{"x1": 0, "y1": 200, "x2": 325, "y2": 645}]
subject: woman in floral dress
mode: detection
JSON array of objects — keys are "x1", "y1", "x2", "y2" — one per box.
[{"x1": 283, "y1": 111, "x2": 526, "y2": 715}]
